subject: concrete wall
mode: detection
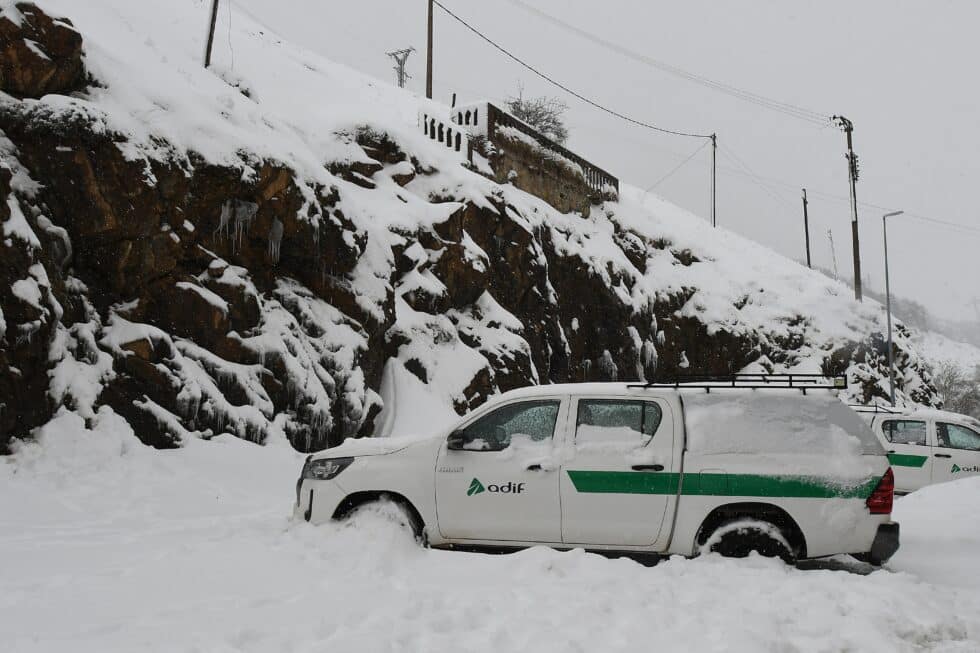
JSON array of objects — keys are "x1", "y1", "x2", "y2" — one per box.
[
  {"x1": 488, "y1": 131, "x2": 594, "y2": 217},
  {"x1": 455, "y1": 102, "x2": 618, "y2": 219}
]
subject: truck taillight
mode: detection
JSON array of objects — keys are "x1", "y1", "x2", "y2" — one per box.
[{"x1": 866, "y1": 467, "x2": 894, "y2": 515}]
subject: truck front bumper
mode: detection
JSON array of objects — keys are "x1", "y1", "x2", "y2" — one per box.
[{"x1": 867, "y1": 522, "x2": 900, "y2": 565}]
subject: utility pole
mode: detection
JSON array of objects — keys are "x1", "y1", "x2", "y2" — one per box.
[
  {"x1": 425, "y1": 0, "x2": 434, "y2": 99},
  {"x1": 204, "y1": 0, "x2": 220, "y2": 68},
  {"x1": 827, "y1": 229, "x2": 839, "y2": 281},
  {"x1": 710, "y1": 133, "x2": 717, "y2": 227},
  {"x1": 833, "y1": 115, "x2": 863, "y2": 301},
  {"x1": 387, "y1": 47, "x2": 415, "y2": 88},
  {"x1": 882, "y1": 210, "x2": 904, "y2": 406},
  {"x1": 801, "y1": 188, "x2": 812, "y2": 268}
]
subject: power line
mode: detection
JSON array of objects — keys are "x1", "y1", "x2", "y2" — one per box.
[
  {"x1": 738, "y1": 173, "x2": 980, "y2": 236},
  {"x1": 433, "y1": 1, "x2": 978, "y2": 240},
  {"x1": 718, "y1": 144, "x2": 796, "y2": 211},
  {"x1": 644, "y1": 140, "x2": 710, "y2": 191},
  {"x1": 502, "y1": 0, "x2": 830, "y2": 127},
  {"x1": 431, "y1": 0, "x2": 712, "y2": 139}
]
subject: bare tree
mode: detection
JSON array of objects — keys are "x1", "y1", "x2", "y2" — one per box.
[
  {"x1": 506, "y1": 85, "x2": 569, "y2": 145},
  {"x1": 932, "y1": 360, "x2": 980, "y2": 418}
]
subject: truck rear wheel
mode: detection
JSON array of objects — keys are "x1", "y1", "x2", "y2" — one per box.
[{"x1": 702, "y1": 518, "x2": 796, "y2": 563}]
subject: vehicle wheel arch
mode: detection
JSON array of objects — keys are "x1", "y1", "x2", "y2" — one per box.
[
  {"x1": 331, "y1": 490, "x2": 427, "y2": 541},
  {"x1": 694, "y1": 502, "x2": 807, "y2": 559}
]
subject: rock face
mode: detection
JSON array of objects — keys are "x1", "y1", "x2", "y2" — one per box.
[
  {"x1": 0, "y1": 3, "x2": 85, "y2": 98},
  {"x1": 0, "y1": 4, "x2": 939, "y2": 454}
]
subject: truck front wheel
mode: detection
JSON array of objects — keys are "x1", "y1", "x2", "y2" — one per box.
[{"x1": 701, "y1": 518, "x2": 796, "y2": 563}]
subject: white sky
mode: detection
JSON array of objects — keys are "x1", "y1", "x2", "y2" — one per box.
[{"x1": 233, "y1": 0, "x2": 980, "y2": 322}]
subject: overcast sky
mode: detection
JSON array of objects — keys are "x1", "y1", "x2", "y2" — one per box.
[{"x1": 235, "y1": 0, "x2": 979, "y2": 323}]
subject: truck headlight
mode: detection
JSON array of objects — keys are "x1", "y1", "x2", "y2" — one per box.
[{"x1": 303, "y1": 457, "x2": 354, "y2": 480}]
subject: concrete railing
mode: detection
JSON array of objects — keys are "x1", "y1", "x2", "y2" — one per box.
[
  {"x1": 419, "y1": 112, "x2": 469, "y2": 156},
  {"x1": 453, "y1": 102, "x2": 618, "y2": 195}
]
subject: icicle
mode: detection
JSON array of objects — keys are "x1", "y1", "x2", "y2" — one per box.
[
  {"x1": 599, "y1": 349, "x2": 618, "y2": 381},
  {"x1": 214, "y1": 200, "x2": 233, "y2": 241},
  {"x1": 232, "y1": 200, "x2": 258, "y2": 253},
  {"x1": 268, "y1": 217, "x2": 283, "y2": 264}
]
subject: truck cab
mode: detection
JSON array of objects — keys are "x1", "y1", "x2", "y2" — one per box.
[{"x1": 858, "y1": 407, "x2": 980, "y2": 494}]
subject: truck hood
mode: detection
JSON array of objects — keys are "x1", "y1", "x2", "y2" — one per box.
[{"x1": 309, "y1": 435, "x2": 440, "y2": 460}]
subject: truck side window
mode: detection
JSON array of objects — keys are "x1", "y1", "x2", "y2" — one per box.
[
  {"x1": 575, "y1": 400, "x2": 662, "y2": 447},
  {"x1": 937, "y1": 423, "x2": 980, "y2": 452},
  {"x1": 457, "y1": 400, "x2": 560, "y2": 451},
  {"x1": 881, "y1": 420, "x2": 927, "y2": 446}
]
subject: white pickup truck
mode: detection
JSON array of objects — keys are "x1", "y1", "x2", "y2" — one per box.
[
  {"x1": 295, "y1": 382, "x2": 899, "y2": 565},
  {"x1": 857, "y1": 406, "x2": 980, "y2": 494}
]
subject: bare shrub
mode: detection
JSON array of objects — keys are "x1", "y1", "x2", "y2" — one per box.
[{"x1": 506, "y1": 85, "x2": 569, "y2": 145}]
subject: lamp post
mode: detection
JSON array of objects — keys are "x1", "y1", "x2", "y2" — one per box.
[{"x1": 882, "y1": 210, "x2": 904, "y2": 406}]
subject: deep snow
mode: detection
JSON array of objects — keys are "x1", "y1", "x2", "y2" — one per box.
[{"x1": 2, "y1": 411, "x2": 979, "y2": 653}]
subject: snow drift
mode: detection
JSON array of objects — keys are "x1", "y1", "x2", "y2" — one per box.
[{"x1": 2, "y1": 414, "x2": 978, "y2": 652}]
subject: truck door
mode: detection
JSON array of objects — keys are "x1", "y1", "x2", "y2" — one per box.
[
  {"x1": 434, "y1": 397, "x2": 566, "y2": 543},
  {"x1": 559, "y1": 396, "x2": 675, "y2": 548},
  {"x1": 879, "y1": 418, "x2": 932, "y2": 492},
  {"x1": 931, "y1": 421, "x2": 980, "y2": 485}
]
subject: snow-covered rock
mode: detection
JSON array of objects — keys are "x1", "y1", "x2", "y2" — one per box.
[{"x1": 0, "y1": 0, "x2": 938, "y2": 453}]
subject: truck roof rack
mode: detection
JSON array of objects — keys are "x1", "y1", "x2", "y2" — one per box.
[
  {"x1": 628, "y1": 373, "x2": 847, "y2": 395},
  {"x1": 848, "y1": 403, "x2": 903, "y2": 414}
]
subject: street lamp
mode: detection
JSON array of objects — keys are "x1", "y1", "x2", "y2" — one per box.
[{"x1": 882, "y1": 210, "x2": 904, "y2": 406}]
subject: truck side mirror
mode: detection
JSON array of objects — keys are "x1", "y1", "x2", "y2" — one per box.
[{"x1": 447, "y1": 430, "x2": 467, "y2": 450}]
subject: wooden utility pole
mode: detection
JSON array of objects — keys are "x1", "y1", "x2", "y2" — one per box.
[
  {"x1": 801, "y1": 188, "x2": 812, "y2": 268},
  {"x1": 710, "y1": 133, "x2": 717, "y2": 227},
  {"x1": 425, "y1": 0, "x2": 434, "y2": 99},
  {"x1": 833, "y1": 115, "x2": 863, "y2": 301},
  {"x1": 204, "y1": 0, "x2": 220, "y2": 68}
]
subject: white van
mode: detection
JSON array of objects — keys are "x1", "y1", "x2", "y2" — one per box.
[
  {"x1": 856, "y1": 406, "x2": 980, "y2": 494},
  {"x1": 296, "y1": 379, "x2": 899, "y2": 565}
]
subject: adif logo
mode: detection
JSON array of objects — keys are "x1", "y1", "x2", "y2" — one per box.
[
  {"x1": 951, "y1": 464, "x2": 980, "y2": 473},
  {"x1": 467, "y1": 478, "x2": 485, "y2": 496},
  {"x1": 466, "y1": 478, "x2": 526, "y2": 496}
]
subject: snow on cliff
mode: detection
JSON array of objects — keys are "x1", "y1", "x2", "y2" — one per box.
[{"x1": 0, "y1": 0, "x2": 937, "y2": 451}]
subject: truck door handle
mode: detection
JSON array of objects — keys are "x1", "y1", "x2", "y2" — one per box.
[
  {"x1": 887, "y1": 450, "x2": 895, "y2": 454},
  {"x1": 934, "y1": 453, "x2": 952, "y2": 458},
  {"x1": 632, "y1": 464, "x2": 664, "y2": 471},
  {"x1": 526, "y1": 464, "x2": 543, "y2": 471}
]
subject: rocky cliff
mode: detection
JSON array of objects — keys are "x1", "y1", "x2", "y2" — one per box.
[{"x1": 0, "y1": 1, "x2": 938, "y2": 453}]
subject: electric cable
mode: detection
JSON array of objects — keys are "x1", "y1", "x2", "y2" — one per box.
[
  {"x1": 644, "y1": 140, "x2": 710, "y2": 191},
  {"x1": 502, "y1": 0, "x2": 830, "y2": 127},
  {"x1": 432, "y1": 0, "x2": 712, "y2": 139}
]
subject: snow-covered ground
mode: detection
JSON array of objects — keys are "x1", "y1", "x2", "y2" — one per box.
[
  {"x1": 2, "y1": 411, "x2": 979, "y2": 652},
  {"x1": 912, "y1": 329, "x2": 980, "y2": 374}
]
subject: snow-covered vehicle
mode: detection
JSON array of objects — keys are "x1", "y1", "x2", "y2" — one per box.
[
  {"x1": 295, "y1": 380, "x2": 899, "y2": 565},
  {"x1": 855, "y1": 406, "x2": 980, "y2": 494}
]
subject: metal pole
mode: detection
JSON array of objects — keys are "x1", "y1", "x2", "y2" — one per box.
[
  {"x1": 710, "y1": 133, "x2": 717, "y2": 227},
  {"x1": 883, "y1": 210, "x2": 904, "y2": 406},
  {"x1": 426, "y1": 0, "x2": 434, "y2": 99},
  {"x1": 802, "y1": 188, "x2": 811, "y2": 268},
  {"x1": 204, "y1": 0, "x2": 220, "y2": 68},
  {"x1": 833, "y1": 116, "x2": 863, "y2": 301}
]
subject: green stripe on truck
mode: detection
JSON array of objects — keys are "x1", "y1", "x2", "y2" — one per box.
[
  {"x1": 886, "y1": 453, "x2": 928, "y2": 468},
  {"x1": 566, "y1": 470, "x2": 880, "y2": 499}
]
